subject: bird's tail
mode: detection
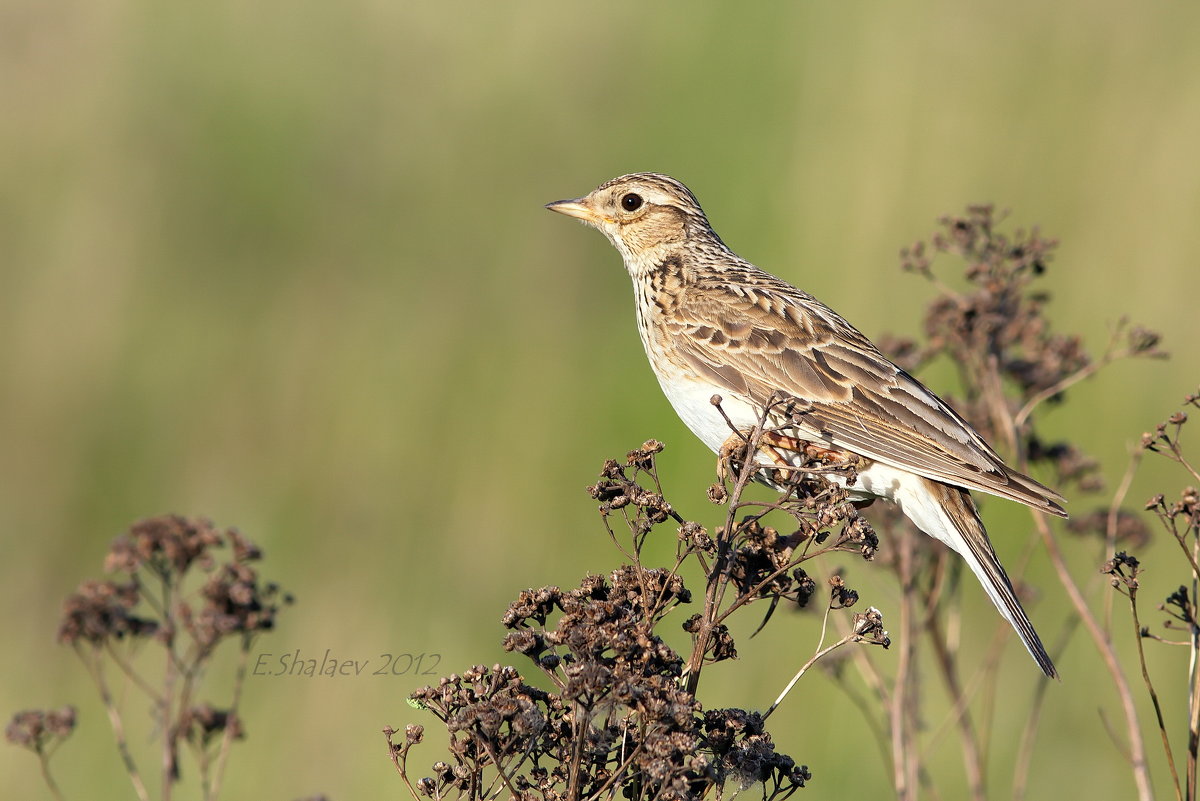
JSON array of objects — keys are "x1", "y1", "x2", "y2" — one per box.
[{"x1": 904, "y1": 477, "x2": 1058, "y2": 679}]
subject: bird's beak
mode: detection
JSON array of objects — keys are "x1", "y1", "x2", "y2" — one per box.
[{"x1": 545, "y1": 197, "x2": 608, "y2": 225}]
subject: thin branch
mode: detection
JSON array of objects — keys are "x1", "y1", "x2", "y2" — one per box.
[
  {"x1": 763, "y1": 604, "x2": 849, "y2": 720},
  {"x1": 104, "y1": 641, "x2": 165, "y2": 705},
  {"x1": 1106, "y1": 450, "x2": 1145, "y2": 635},
  {"x1": 566, "y1": 697, "x2": 588, "y2": 801},
  {"x1": 1013, "y1": 320, "x2": 1142, "y2": 429},
  {"x1": 78, "y1": 644, "x2": 151, "y2": 801},
  {"x1": 1034, "y1": 513, "x2": 1154, "y2": 800},
  {"x1": 207, "y1": 637, "x2": 252, "y2": 801},
  {"x1": 478, "y1": 732, "x2": 522, "y2": 801},
  {"x1": 982, "y1": 335, "x2": 1154, "y2": 801},
  {"x1": 160, "y1": 574, "x2": 178, "y2": 801},
  {"x1": 35, "y1": 749, "x2": 66, "y2": 801},
  {"x1": 1127, "y1": 585, "x2": 1183, "y2": 801},
  {"x1": 1187, "y1": 507, "x2": 1200, "y2": 801},
  {"x1": 383, "y1": 727, "x2": 423, "y2": 801},
  {"x1": 925, "y1": 615, "x2": 986, "y2": 801},
  {"x1": 684, "y1": 399, "x2": 767, "y2": 696},
  {"x1": 890, "y1": 525, "x2": 919, "y2": 801},
  {"x1": 589, "y1": 738, "x2": 646, "y2": 800}
]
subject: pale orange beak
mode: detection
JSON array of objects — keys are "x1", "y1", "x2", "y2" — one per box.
[{"x1": 545, "y1": 198, "x2": 608, "y2": 225}]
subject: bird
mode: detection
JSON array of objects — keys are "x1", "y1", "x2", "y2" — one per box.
[{"x1": 546, "y1": 172, "x2": 1066, "y2": 678}]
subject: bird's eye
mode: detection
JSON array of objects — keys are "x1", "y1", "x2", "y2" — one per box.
[{"x1": 620, "y1": 193, "x2": 644, "y2": 212}]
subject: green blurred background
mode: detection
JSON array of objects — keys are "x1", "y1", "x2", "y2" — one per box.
[{"x1": 3, "y1": 1, "x2": 1199, "y2": 798}]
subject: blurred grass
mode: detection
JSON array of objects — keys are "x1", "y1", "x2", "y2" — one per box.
[{"x1": 2, "y1": 0, "x2": 1199, "y2": 798}]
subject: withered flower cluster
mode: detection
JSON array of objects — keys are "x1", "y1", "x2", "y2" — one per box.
[
  {"x1": 903, "y1": 205, "x2": 1090, "y2": 399},
  {"x1": 1138, "y1": 393, "x2": 1200, "y2": 557},
  {"x1": 180, "y1": 703, "x2": 245, "y2": 749},
  {"x1": 1102, "y1": 551, "x2": 1143, "y2": 592},
  {"x1": 22, "y1": 515, "x2": 291, "y2": 801},
  {"x1": 57, "y1": 579, "x2": 158, "y2": 644},
  {"x1": 392, "y1": 435, "x2": 895, "y2": 801},
  {"x1": 58, "y1": 515, "x2": 289, "y2": 650},
  {"x1": 1115, "y1": 390, "x2": 1200, "y2": 629},
  {"x1": 397, "y1": 590, "x2": 809, "y2": 801},
  {"x1": 1100, "y1": 390, "x2": 1200, "y2": 801},
  {"x1": 601, "y1": 439, "x2": 875, "y2": 613},
  {"x1": 891, "y1": 205, "x2": 1162, "y2": 531},
  {"x1": 5, "y1": 706, "x2": 76, "y2": 753}
]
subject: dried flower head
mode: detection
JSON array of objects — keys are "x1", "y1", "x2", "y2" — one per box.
[
  {"x1": 32, "y1": 516, "x2": 292, "y2": 799},
  {"x1": 105, "y1": 514, "x2": 223, "y2": 575},
  {"x1": 5, "y1": 707, "x2": 76, "y2": 753},
  {"x1": 181, "y1": 703, "x2": 244, "y2": 748},
  {"x1": 57, "y1": 580, "x2": 157, "y2": 645},
  {"x1": 893, "y1": 207, "x2": 1161, "y2": 501}
]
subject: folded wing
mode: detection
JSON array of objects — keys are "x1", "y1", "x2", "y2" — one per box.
[{"x1": 671, "y1": 273, "x2": 1067, "y2": 516}]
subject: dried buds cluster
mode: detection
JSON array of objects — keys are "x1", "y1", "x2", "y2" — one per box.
[
  {"x1": 18, "y1": 515, "x2": 293, "y2": 799},
  {"x1": 898, "y1": 206, "x2": 1161, "y2": 498},
  {"x1": 393, "y1": 441, "x2": 854, "y2": 801},
  {"x1": 1111, "y1": 392, "x2": 1200, "y2": 645},
  {"x1": 901, "y1": 205, "x2": 1087, "y2": 396},
  {"x1": 5, "y1": 707, "x2": 76, "y2": 753},
  {"x1": 1102, "y1": 551, "x2": 1142, "y2": 592},
  {"x1": 181, "y1": 703, "x2": 245, "y2": 749},
  {"x1": 58, "y1": 579, "x2": 158, "y2": 645},
  {"x1": 402, "y1": 653, "x2": 810, "y2": 801},
  {"x1": 58, "y1": 516, "x2": 290, "y2": 651}
]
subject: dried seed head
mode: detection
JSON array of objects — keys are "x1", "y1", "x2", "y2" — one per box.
[{"x1": 5, "y1": 707, "x2": 76, "y2": 751}]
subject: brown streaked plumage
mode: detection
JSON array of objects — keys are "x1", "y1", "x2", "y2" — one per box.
[{"x1": 547, "y1": 172, "x2": 1065, "y2": 678}]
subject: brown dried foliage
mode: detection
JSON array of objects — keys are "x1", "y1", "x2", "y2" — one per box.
[
  {"x1": 5, "y1": 706, "x2": 77, "y2": 753},
  {"x1": 9, "y1": 514, "x2": 291, "y2": 801},
  {"x1": 391, "y1": 418, "x2": 890, "y2": 800},
  {"x1": 1103, "y1": 390, "x2": 1200, "y2": 801},
  {"x1": 391, "y1": 205, "x2": 1177, "y2": 801}
]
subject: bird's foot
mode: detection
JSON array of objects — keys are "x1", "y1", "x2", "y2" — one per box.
[
  {"x1": 716, "y1": 432, "x2": 755, "y2": 484},
  {"x1": 717, "y1": 430, "x2": 819, "y2": 486}
]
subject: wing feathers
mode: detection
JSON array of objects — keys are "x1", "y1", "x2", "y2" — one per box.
[
  {"x1": 924, "y1": 480, "x2": 1058, "y2": 678},
  {"x1": 675, "y1": 276, "x2": 1067, "y2": 516}
]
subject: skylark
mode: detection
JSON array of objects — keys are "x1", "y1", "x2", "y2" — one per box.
[{"x1": 547, "y1": 172, "x2": 1066, "y2": 678}]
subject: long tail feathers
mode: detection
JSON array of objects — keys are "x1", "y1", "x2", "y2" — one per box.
[{"x1": 907, "y1": 478, "x2": 1058, "y2": 679}]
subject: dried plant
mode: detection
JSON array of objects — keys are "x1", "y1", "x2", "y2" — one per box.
[
  {"x1": 861, "y1": 205, "x2": 1165, "y2": 801},
  {"x1": 7, "y1": 515, "x2": 292, "y2": 801},
  {"x1": 390, "y1": 407, "x2": 892, "y2": 801},
  {"x1": 5, "y1": 706, "x2": 76, "y2": 801},
  {"x1": 1104, "y1": 390, "x2": 1200, "y2": 801}
]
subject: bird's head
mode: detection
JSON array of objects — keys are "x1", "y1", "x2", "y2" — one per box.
[{"x1": 546, "y1": 173, "x2": 721, "y2": 271}]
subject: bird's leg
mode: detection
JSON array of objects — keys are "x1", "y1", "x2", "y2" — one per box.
[
  {"x1": 718, "y1": 430, "x2": 863, "y2": 487},
  {"x1": 759, "y1": 431, "x2": 811, "y2": 456},
  {"x1": 717, "y1": 432, "x2": 755, "y2": 484},
  {"x1": 764, "y1": 432, "x2": 865, "y2": 470},
  {"x1": 760, "y1": 432, "x2": 853, "y2": 464},
  {"x1": 717, "y1": 430, "x2": 816, "y2": 487},
  {"x1": 764, "y1": 434, "x2": 806, "y2": 486},
  {"x1": 758, "y1": 432, "x2": 869, "y2": 488}
]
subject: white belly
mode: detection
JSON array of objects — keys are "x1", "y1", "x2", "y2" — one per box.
[
  {"x1": 655, "y1": 372, "x2": 763, "y2": 454},
  {"x1": 654, "y1": 370, "x2": 907, "y2": 506}
]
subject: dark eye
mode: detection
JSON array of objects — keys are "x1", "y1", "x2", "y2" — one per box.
[{"x1": 620, "y1": 193, "x2": 643, "y2": 212}]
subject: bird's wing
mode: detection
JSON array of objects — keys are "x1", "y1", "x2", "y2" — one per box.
[{"x1": 669, "y1": 275, "x2": 1066, "y2": 516}]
